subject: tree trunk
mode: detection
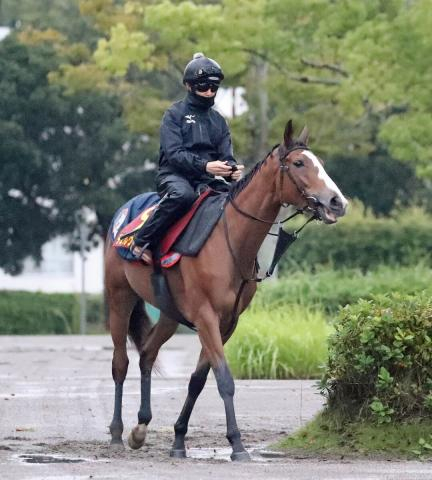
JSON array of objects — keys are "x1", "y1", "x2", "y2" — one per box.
[
  {"x1": 253, "y1": 58, "x2": 277, "y2": 276},
  {"x1": 255, "y1": 59, "x2": 269, "y2": 161}
]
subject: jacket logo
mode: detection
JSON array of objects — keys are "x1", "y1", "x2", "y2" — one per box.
[{"x1": 185, "y1": 114, "x2": 196, "y2": 124}]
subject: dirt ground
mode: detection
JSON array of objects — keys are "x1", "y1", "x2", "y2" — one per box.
[{"x1": 0, "y1": 334, "x2": 431, "y2": 479}]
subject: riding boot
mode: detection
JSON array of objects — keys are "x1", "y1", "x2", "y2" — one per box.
[
  {"x1": 131, "y1": 179, "x2": 198, "y2": 262},
  {"x1": 130, "y1": 195, "x2": 173, "y2": 262}
]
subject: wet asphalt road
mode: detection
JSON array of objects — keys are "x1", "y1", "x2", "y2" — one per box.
[{"x1": 0, "y1": 335, "x2": 431, "y2": 479}]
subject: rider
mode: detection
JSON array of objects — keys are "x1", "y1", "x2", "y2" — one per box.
[{"x1": 131, "y1": 52, "x2": 244, "y2": 264}]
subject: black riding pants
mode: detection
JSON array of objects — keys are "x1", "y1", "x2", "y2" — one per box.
[{"x1": 133, "y1": 175, "x2": 198, "y2": 248}]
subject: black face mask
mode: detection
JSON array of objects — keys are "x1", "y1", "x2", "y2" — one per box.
[{"x1": 187, "y1": 90, "x2": 215, "y2": 109}]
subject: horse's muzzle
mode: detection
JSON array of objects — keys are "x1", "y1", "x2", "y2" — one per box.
[{"x1": 314, "y1": 193, "x2": 348, "y2": 224}]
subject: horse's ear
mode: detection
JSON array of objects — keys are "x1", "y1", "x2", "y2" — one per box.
[
  {"x1": 284, "y1": 120, "x2": 294, "y2": 148},
  {"x1": 298, "y1": 126, "x2": 309, "y2": 146}
]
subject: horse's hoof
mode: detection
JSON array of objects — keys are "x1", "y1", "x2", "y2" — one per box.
[
  {"x1": 170, "y1": 448, "x2": 187, "y2": 458},
  {"x1": 128, "y1": 424, "x2": 147, "y2": 450},
  {"x1": 231, "y1": 450, "x2": 251, "y2": 462},
  {"x1": 110, "y1": 439, "x2": 125, "y2": 449}
]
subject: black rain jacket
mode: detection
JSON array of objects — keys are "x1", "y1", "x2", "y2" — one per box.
[{"x1": 156, "y1": 92, "x2": 237, "y2": 187}]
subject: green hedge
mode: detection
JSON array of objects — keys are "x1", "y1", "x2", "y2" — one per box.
[
  {"x1": 321, "y1": 293, "x2": 432, "y2": 423},
  {"x1": 0, "y1": 291, "x2": 104, "y2": 334},
  {"x1": 280, "y1": 206, "x2": 432, "y2": 273},
  {"x1": 252, "y1": 264, "x2": 432, "y2": 313}
]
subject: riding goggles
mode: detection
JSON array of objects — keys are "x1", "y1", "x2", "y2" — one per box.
[{"x1": 194, "y1": 81, "x2": 220, "y2": 93}]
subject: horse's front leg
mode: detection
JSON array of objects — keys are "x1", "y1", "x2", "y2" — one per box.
[
  {"x1": 128, "y1": 314, "x2": 178, "y2": 449},
  {"x1": 171, "y1": 349, "x2": 210, "y2": 457},
  {"x1": 198, "y1": 313, "x2": 251, "y2": 462}
]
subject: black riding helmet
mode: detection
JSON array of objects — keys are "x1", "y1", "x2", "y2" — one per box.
[{"x1": 183, "y1": 52, "x2": 224, "y2": 85}]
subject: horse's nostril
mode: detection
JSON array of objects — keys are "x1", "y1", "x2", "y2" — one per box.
[{"x1": 330, "y1": 195, "x2": 343, "y2": 210}]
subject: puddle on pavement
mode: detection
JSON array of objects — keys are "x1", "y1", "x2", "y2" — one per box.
[
  {"x1": 187, "y1": 446, "x2": 232, "y2": 461},
  {"x1": 187, "y1": 445, "x2": 272, "y2": 462},
  {"x1": 24, "y1": 478, "x2": 92, "y2": 480},
  {"x1": 19, "y1": 454, "x2": 85, "y2": 464},
  {"x1": 258, "y1": 449, "x2": 288, "y2": 458}
]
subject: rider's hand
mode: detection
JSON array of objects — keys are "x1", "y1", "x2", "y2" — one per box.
[
  {"x1": 206, "y1": 160, "x2": 234, "y2": 177},
  {"x1": 231, "y1": 165, "x2": 244, "y2": 181}
]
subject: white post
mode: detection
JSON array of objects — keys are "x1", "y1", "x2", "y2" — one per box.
[
  {"x1": 79, "y1": 220, "x2": 87, "y2": 335},
  {"x1": 79, "y1": 221, "x2": 87, "y2": 335},
  {"x1": 75, "y1": 211, "x2": 88, "y2": 335}
]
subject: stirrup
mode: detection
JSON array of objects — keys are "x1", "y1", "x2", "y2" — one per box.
[{"x1": 130, "y1": 240, "x2": 153, "y2": 266}]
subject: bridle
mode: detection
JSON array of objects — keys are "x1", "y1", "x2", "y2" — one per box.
[
  {"x1": 227, "y1": 144, "x2": 321, "y2": 225},
  {"x1": 277, "y1": 144, "x2": 321, "y2": 211}
]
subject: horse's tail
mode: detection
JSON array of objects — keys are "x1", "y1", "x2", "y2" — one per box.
[{"x1": 128, "y1": 300, "x2": 152, "y2": 352}]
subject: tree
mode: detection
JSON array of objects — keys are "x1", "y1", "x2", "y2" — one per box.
[
  {"x1": 0, "y1": 36, "x2": 153, "y2": 274},
  {"x1": 1, "y1": 0, "x2": 98, "y2": 44},
  {"x1": 334, "y1": 0, "x2": 432, "y2": 179},
  {"x1": 47, "y1": 1, "x2": 431, "y2": 209}
]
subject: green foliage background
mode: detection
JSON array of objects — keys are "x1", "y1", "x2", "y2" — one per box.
[
  {"x1": 2, "y1": 0, "x2": 432, "y2": 272},
  {"x1": 280, "y1": 207, "x2": 432, "y2": 273}
]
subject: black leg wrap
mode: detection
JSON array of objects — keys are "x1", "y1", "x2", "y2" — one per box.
[
  {"x1": 137, "y1": 368, "x2": 152, "y2": 425},
  {"x1": 213, "y1": 362, "x2": 250, "y2": 461},
  {"x1": 171, "y1": 364, "x2": 210, "y2": 456},
  {"x1": 110, "y1": 383, "x2": 124, "y2": 445}
]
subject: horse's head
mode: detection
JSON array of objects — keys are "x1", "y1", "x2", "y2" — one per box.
[{"x1": 276, "y1": 120, "x2": 347, "y2": 224}]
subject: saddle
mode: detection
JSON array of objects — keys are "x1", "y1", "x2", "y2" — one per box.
[{"x1": 111, "y1": 189, "x2": 227, "y2": 267}]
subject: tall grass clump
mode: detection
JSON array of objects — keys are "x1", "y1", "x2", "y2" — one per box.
[{"x1": 226, "y1": 305, "x2": 331, "y2": 379}]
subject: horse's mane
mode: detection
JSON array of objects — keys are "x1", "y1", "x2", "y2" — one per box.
[
  {"x1": 229, "y1": 140, "x2": 306, "y2": 200},
  {"x1": 228, "y1": 157, "x2": 268, "y2": 199}
]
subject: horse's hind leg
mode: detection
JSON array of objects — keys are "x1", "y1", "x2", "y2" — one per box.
[
  {"x1": 128, "y1": 313, "x2": 178, "y2": 450},
  {"x1": 108, "y1": 285, "x2": 137, "y2": 446},
  {"x1": 170, "y1": 348, "x2": 210, "y2": 457}
]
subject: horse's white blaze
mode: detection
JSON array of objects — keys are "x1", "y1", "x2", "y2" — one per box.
[{"x1": 302, "y1": 150, "x2": 347, "y2": 205}]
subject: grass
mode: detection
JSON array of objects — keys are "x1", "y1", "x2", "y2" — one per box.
[
  {"x1": 279, "y1": 412, "x2": 432, "y2": 460},
  {"x1": 226, "y1": 305, "x2": 331, "y2": 379}
]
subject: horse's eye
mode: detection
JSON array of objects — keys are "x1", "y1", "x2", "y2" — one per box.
[{"x1": 293, "y1": 160, "x2": 304, "y2": 168}]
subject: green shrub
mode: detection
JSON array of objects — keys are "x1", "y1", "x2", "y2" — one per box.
[
  {"x1": 280, "y1": 206, "x2": 432, "y2": 272},
  {"x1": 0, "y1": 291, "x2": 104, "y2": 334},
  {"x1": 321, "y1": 293, "x2": 432, "y2": 422},
  {"x1": 226, "y1": 305, "x2": 331, "y2": 379}
]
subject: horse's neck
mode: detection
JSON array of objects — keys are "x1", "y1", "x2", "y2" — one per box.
[{"x1": 226, "y1": 158, "x2": 281, "y2": 266}]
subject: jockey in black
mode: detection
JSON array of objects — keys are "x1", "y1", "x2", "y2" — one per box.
[{"x1": 131, "y1": 53, "x2": 244, "y2": 264}]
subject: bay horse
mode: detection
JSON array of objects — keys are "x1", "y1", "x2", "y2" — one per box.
[{"x1": 104, "y1": 120, "x2": 347, "y2": 461}]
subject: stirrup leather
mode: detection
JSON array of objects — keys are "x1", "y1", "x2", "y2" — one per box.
[{"x1": 130, "y1": 240, "x2": 153, "y2": 265}]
